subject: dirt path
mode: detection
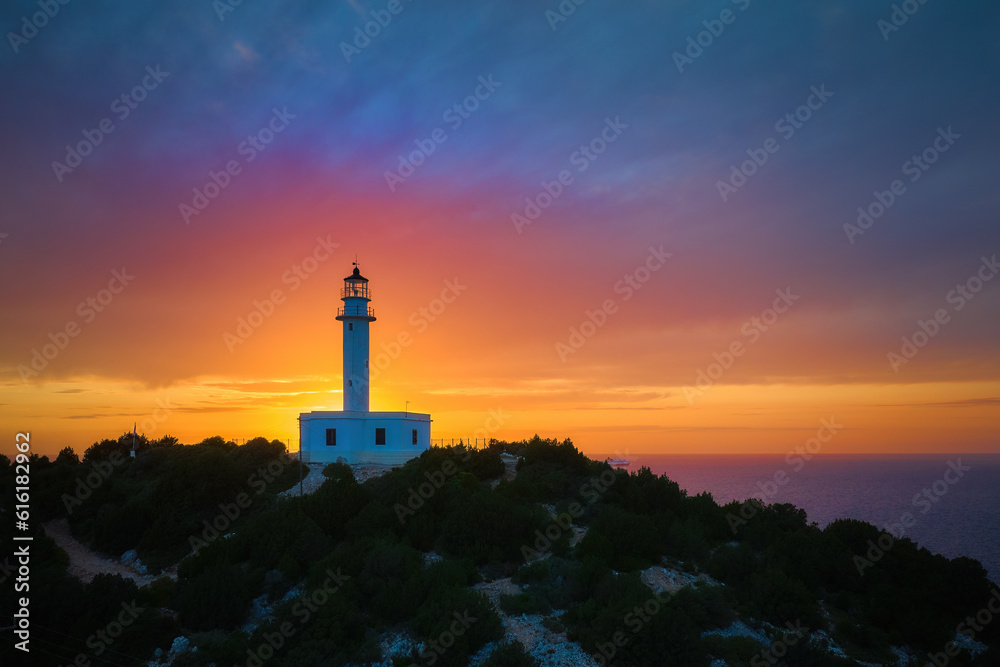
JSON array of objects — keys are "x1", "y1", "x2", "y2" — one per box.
[
  {"x1": 44, "y1": 519, "x2": 172, "y2": 586},
  {"x1": 489, "y1": 455, "x2": 520, "y2": 489},
  {"x1": 278, "y1": 463, "x2": 327, "y2": 497},
  {"x1": 279, "y1": 463, "x2": 396, "y2": 498}
]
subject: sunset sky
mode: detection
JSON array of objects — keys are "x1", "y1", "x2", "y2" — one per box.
[{"x1": 2, "y1": 1, "x2": 998, "y2": 458}]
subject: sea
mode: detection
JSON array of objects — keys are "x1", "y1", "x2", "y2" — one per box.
[{"x1": 598, "y1": 453, "x2": 1000, "y2": 584}]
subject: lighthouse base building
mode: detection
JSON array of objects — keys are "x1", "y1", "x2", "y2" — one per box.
[
  {"x1": 298, "y1": 264, "x2": 431, "y2": 465},
  {"x1": 299, "y1": 411, "x2": 431, "y2": 465}
]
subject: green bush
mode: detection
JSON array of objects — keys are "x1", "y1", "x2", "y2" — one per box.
[
  {"x1": 480, "y1": 641, "x2": 542, "y2": 667},
  {"x1": 701, "y1": 634, "x2": 765, "y2": 664},
  {"x1": 412, "y1": 587, "x2": 504, "y2": 667},
  {"x1": 500, "y1": 591, "x2": 551, "y2": 616},
  {"x1": 436, "y1": 488, "x2": 544, "y2": 564},
  {"x1": 576, "y1": 505, "x2": 661, "y2": 571}
]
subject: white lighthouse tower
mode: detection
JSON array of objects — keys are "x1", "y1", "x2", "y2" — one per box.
[
  {"x1": 336, "y1": 265, "x2": 375, "y2": 412},
  {"x1": 298, "y1": 262, "x2": 431, "y2": 465}
]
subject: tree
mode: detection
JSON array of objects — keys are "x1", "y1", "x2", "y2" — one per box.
[{"x1": 55, "y1": 447, "x2": 80, "y2": 465}]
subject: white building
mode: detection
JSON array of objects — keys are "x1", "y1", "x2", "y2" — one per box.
[{"x1": 298, "y1": 265, "x2": 431, "y2": 465}]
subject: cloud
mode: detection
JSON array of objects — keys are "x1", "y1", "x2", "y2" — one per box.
[
  {"x1": 879, "y1": 398, "x2": 1000, "y2": 409},
  {"x1": 233, "y1": 41, "x2": 259, "y2": 63}
]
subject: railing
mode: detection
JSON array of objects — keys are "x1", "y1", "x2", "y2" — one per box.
[
  {"x1": 430, "y1": 438, "x2": 495, "y2": 450},
  {"x1": 341, "y1": 286, "x2": 372, "y2": 300},
  {"x1": 337, "y1": 306, "x2": 376, "y2": 318}
]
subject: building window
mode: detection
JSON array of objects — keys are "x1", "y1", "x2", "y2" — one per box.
[
  {"x1": 412, "y1": 429, "x2": 418, "y2": 445},
  {"x1": 375, "y1": 428, "x2": 386, "y2": 445},
  {"x1": 348, "y1": 380, "x2": 352, "y2": 387},
  {"x1": 326, "y1": 429, "x2": 336, "y2": 446},
  {"x1": 348, "y1": 323, "x2": 353, "y2": 331}
]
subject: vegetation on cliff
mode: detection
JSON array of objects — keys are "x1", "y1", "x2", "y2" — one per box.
[{"x1": 2, "y1": 434, "x2": 997, "y2": 666}]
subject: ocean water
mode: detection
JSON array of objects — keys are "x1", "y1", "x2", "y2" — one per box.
[{"x1": 601, "y1": 454, "x2": 1000, "y2": 583}]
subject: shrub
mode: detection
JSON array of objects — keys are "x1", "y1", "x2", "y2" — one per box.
[
  {"x1": 701, "y1": 634, "x2": 765, "y2": 664},
  {"x1": 500, "y1": 591, "x2": 551, "y2": 616},
  {"x1": 576, "y1": 505, "x2": 661, "y2": 571},
  {"x1": 480, "y1": 641, "x2": 542, "y2": 667}
]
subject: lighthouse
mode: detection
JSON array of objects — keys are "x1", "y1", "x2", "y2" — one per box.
[
  {"x1": 298, "y1": 262, "x2": 431, "y2": 465},
  {"x1": 336, "y1": 265, "x2": 375, "y2": 412}
]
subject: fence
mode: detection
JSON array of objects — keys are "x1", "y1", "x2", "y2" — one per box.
[
  {"x1": 227, "y1": 437, "x2": 499, "y2": 452},
  {"x1": 429, "y1": 438, "x2": 497, "y2": 450}
]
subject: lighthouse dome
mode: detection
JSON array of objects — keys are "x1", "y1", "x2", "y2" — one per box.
[{"x1": 345, "y1": 267, "x2": 368, "y2": 282}]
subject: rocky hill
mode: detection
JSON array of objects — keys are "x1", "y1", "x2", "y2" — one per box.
[{"x1": 2, "y1": 434, "x2": 998, "y2": 666}]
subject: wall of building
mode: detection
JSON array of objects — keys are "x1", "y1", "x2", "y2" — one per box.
[{"x1": 300, "y1": 411, "x2": 430, "y2": 465}]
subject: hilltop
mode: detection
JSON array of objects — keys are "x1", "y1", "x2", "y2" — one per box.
[{"x1": 2, "y1": 434, "x2": 998, "y2": 666}]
